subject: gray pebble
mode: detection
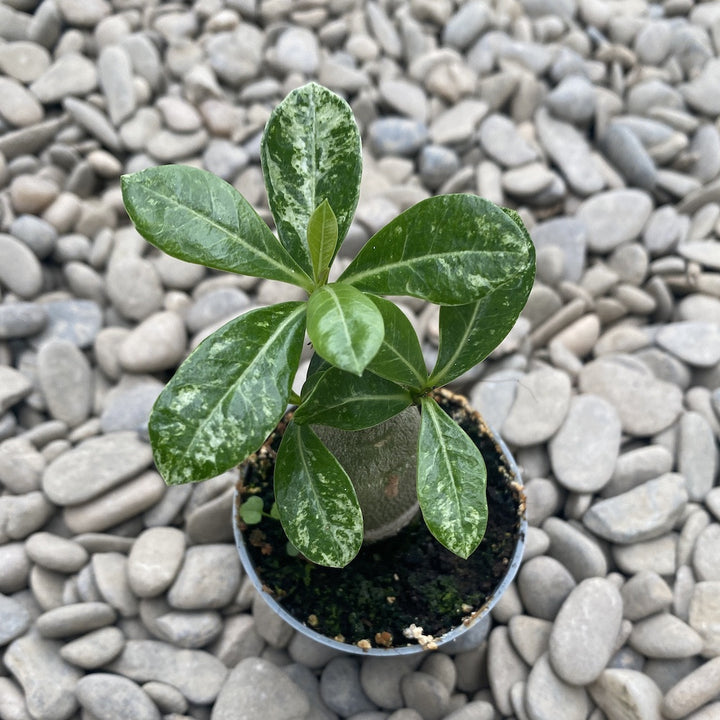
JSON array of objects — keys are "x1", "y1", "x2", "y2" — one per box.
[
  {"x1": 576, "y1": 189, "x2": 654, "y2": 254},
  {"x1": 678, "y1": 412, "x2": 718, "y2": 502},
  {"x1": 274, "y1": 26, "x2": 320, "y2": 74},
  {"x1": 442, "y1": 1, "x2": 490, "y2": 50},
  {"x1": 630, "y1": 613, "x2": 704, "y2": 659},
  {"x1": 36, "y1": 601, "x2": 116, "y2": 639},
  {"x1": 0, "y1": 436, "x2": 44, "y2": 493},
  {"x1": 5, "y1": 633, "x2": 82, "y2": 720},
  {"x1": 693, "y1": 525, "x2": 720, "y2": 581},
  {"x1": 429, "y1": 100, "x2": 488, "y2": 145},
  {"x1": 63, "y1": 470, "x2": 165, "y2": 534},
  {"x1": 212, "y1": 657, "x2": 309, "y2": 720},
  {"x1": 545, "y1": 74, "x2": 596, "y2": 125},
  {"x1": 507, "y1": 615, "x2": 552, "y2": 666},
  {"x1": 663, "y1": 657, "x2": 720, "y2": 719},
  {"x1": 689, "y1": 581, "x2": 720, "y2": 657},
  {"x1": 486, "y1": 626, "x2": 528, "y2": 716},
  {"x1": 32, "y1": 298, "x2": 103, "y2": 350},
  {"x1": 589, "y1": 669, "x2": 663, "y2": 720},
  {"x1": 525, "y1": 653, "x2": 591, "y2": 720},
  {"x1": 251, "y1": 592, "x2": 294, "y2": 649},
  {"x1": 63, "y1": 97, "x2": 121, "y2": 153},
  {"x1": 502, "y1": 366, "x2": 571, "y2": 446},
  {"x1": 29, "y1": 51, "x2": 97, "y2": 103},
  {"x1": 321, "y1": 657, "x2": 376, "y2": 716},
  {"x1": 578, "y1": 356, "x2": 683, "y2": 436},
  {"x1": 478, "y1": 114, "x2": 538, "y2": 167},
  {"x1": 657, "y1": 321, "x2": 720, "y2": 368},
  {"x1": 76, "y1": 673, "x2": 160, "y2": 720},
  {"x1": 142, "y1": 681, "x2": 188, "y2": 715},
  {"x1": 549, "y1": 578, "x2": 623, "y2": 685},
  {"x1": 97, "y1": 44, "x2": 136, "y2": 127},
  {"x1": 400, "y1": 672, "x2": 449, "y2": 720},
  {"x1": 621, "y1": 570, "x2": 673, "y2": 621},
  {"x1": 418, "y1": 145, "x2": 460, "y2": 191},
  {"x1": 0, "y1": 593, "x2": 31, "y2": 645},
  {"x1": 156, "y1": 610, "x2": 223, "y2": 649},
  {"x1": 185, "y1": 287, "x2": 251, "y2": 334},
  {"x1": 128, "y1": 526, "x2": 186, "y2": 598},
  {"x1": 0, "y1": 542, "x2": 31, "y2": 594},
  {"x1": 549, "y1": 394, "x2": 621, "y2": 493},
  {"x1": 0, "y1": 491, "x2": 54, "y2": 543},
  {"x1": 379, "y1": 79, "x2": 429, "y2": 122},
  {"x1": 0, "y1": 365, "x2": 32, "y2": 413},
  {"x1": 118, "y1": 310, "x2": 187, "y2": 373},
  {"x1": 535, "y1": 107, "x2": 604, "y2": 196},
  {"x1": 59, "y1": 626, "x2": 125, "y2": 669},
  {"x1": 168, "y1": 544, "x2": 241, "y2": 610},
  {"x1": 203, "y1": 139, "x2": 249, "y2": 182},
  {"x1": 107, "y1": 639, "x2": 227, "y2": 705},
  {"x1": 100, "y1": 379, "x2": 163, "y2": 435},
  {"x1": 369, "y1": 117, "x2": 428, "y2": 157},
  {"x1": 0, "y1": 233, "x2": 44, "y2": 299},
  {"x1": 360, "y1": 656, "x2": 418, "y2": 710},
  {"x1": 25, "y1": 532, "x2": 88, "y2": 573},
  {"x1": 106, "y1": 256, "x2": 164, "y2": 322},
  {"x1": 518, "y1": 556, "x2": 576, "y2": 621},
  {"x1": 530, "y1": 218, "x2": 587, "y2": 283},
  {"x1": 210, "y1": 613, "x2": 266, "y2": 668},
  {"x1": 43, "y1": 431, "x2": 153, "y2": 506},
  {"x1": 688, "y1": 124, "x2": 720, "y2": 183},
  {"x1": 604, "y1": 444, "x2": 674, "y2": 497},
  {"x1": 613, "y1": 533, "x2": 679, "y2": 577},
  {"x1": 37, "y1": 338, "x2": 92, "y2": 427},
  {"x1": 542, "y1": 517, "x2": 608, "y2": 581},
  {"x1": 583, "y1": 474, "x2": 688, "y2": 544}
]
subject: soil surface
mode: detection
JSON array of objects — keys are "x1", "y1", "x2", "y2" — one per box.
[{"x1": 236, "y1": 390, "x2": 525, "y2": 650}]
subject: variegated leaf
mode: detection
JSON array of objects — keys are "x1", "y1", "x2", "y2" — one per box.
[
  {"x1": 261, "y1": 82, "x2": 362, "y2": 275},
  {"x1": 417, "y1": 396, "x2": 488, "y2": 559},
  {"x1": 275, "y1": 421, "x2": 363, "y2": 567},
  {"x1": 149, "y1": 302, "x2": 307, "y2": 485},
  {"x1": 121, "y1": 165, "x2": 312, "y2": 291}
]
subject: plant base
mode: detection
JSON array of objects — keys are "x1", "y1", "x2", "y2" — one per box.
[{"x1": 234, "y1": 388, "x2": 525, "y2": 653}]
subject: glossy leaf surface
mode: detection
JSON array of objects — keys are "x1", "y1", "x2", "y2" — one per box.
[
  {"x1": 261, "y1": 82, "x2": 362, "y2": 275},
  {"x1": 365, "y1": 295, "x2": 428, "y2": 390},
  {"x1": 306, "y1": 284, "x2": 384, "y2": 376},
  {"x1": 149, "y1": 302, "x2": 306, "y2": 485},
  {"x1": 417, "y1": 396, "x2": 488, "y2": 559},
  {"x1": 275, "y1": 421, "x2": 363, "y2": 567},
  {"x1": 294, "y1": 366, "x2": 413, "y2": 430},
  {"x1": 121, "y1": 165, "x2": 312, "y2": 291},
  {"x1": 430, "y1": 210, "x2": 536, "y2": 385},
  {"x1": 307, "y1": 199, "x2": 338, "y2": 284},
  {"x1": 339, "y1": 194, "x2": 534, "y2": 305}
]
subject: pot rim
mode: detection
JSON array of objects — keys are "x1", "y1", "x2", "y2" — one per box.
[{"x1": 233, "y1": 413, "x2": 526, "y2": 657}]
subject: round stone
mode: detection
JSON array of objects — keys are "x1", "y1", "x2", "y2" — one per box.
[
  {"x1": 583, "y1": 474, "x2": 688, "y2": 544},
  {"x1": 106, "y1": 256, "x2": 164, "y2": 322},
  {"x1": 25, "y1": 532, "x2": 89, "y2": 573},
  {"x1": 589, "y1": 669, "x2": 664, "y2": 720},
  {"x1": 36, "y1": 602, "x2": 116, "y2": 639},
  {"x1": 0, "y1": 594, "x2": 31, "y2": 645},
  {"x1": 167, "y1": 544, "x2": 241, "y2": 610},
  {"x1": 525, "y1": 653, "x2": 591, "y2": 720},
  {"x1": 60, "y1": 626, "x2": 126, "y2": 669},
  {"x1": 0, "y1": 233, "x2": 43, "y2": 298},
  {"x1": 321, "y1": 657, "x2": 376, "y2": 716},
  {"x1": 128, "y1": 527, "x2": 186, "y2": 598},
  {"x1": 576, "y1": 190, "x2": 654, "y2": 253},
  {"x1": 212, "y1": 657, "x2": 309, "y2": 720},
  {"x1": 518, "y1": 556, "x2": 576, "y2": 621},
  {"x1": 502, "y1": 367, "x2": 571, "y2": 446},
  {"x1": 76, "y1": 673, "x2": 160, "y2": 720},
  {"x1": 542, "y1": 517, "x2": 608, "y2": 581},
  {"x1": 43, "y1": 431, "x2": 153, "y2": 506},
  {"x1": 29, "y1": 52, "x2": 97, "y2": 104},
  {"x1": 629, "y1": 614, "x2": 704, "y2": 659},
  {"x1": 656, "y1": 322, "x2": 720, "y2": 368},
  {"x1": 118, "y1": 311, "x2": 187, "y2": 373},
  {"x1": 549, "y1": 394, "x2": 621, "y2": 493},
  {"x1": 549, "y1": 578, "x2": 623, "y2": 685},
  {"x1": 369, "y1": 117, "x2": 429, "y2": 157}
]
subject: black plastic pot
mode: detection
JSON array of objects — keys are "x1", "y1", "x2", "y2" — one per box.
[{"x1": 233, "y1": 388, "x2": 526, "y2": 657}]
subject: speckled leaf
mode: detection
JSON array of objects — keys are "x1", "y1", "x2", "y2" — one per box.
[
  {"x1": 149, "y1": 302, "x2": 306, "y2": 485},
  {"x1": 293, "y1": 366, "x2": 413, "y2": 430},
  {"x1": 339, "y1": 194, "x2": 534, "y2": 305},
  {"x1": 307, "y1": 199, "x2": 338, "y2": 284},
  {"x1": 431, "y1": 210, "x2": 535, "y2": 385},
  {"x1": 417, "y1": 396, "x2": 488, "y2": 559},
  {"x1": 121, "y1": 165, "x2": 312, "y2": 291},
  {"x1": 306, "y1": 284, "x2": 384, "y2": 376},
  {"x1": 275, "y1": 421, "x2": 363, "y2": 567},
  {"x1": 261, "y1": 82, "x2": 362, "y2": 276},
  {"x1": 366, "y1": 295, "x2": 428, "y2": 390}
]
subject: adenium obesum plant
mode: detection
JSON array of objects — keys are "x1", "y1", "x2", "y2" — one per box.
[{"x1": 121, "y1": 82, "x2": 535, "y2": 569}]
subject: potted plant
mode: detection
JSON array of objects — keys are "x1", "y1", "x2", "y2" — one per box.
[{"x1": 121, "y1": 82, "x2": 535, "y2": 654}]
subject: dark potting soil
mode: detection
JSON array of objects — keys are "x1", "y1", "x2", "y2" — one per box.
[{"x1": 235, "y1": 389, "x2": 525, "y2": 650}]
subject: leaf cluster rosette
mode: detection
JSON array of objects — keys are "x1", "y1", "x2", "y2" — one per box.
[{"x1": 121, "y1": 82, "x2": 536, "y2": 568}]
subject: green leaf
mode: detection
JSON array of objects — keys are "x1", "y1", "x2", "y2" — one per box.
[
  {"x1": 307, "y1": 199, "x2": 338, "y2": 284},
  {"x1": 261, "y1": 82, "x2": 362, "y2": 275},
  {"x1": 339, "y1": 194, "x2": 534, "y2": 305},
  {"x1": 306, "y1": 284, "x2": 384, "y2": 376},
  {"x1": 149, "y1": 302, "x2": 306, "y2": 485},
  {"x1": 240, "y1": 496, "x2": 264, "y2": 524},
  {"x1": 275, "y1": 421, "x2": 363, "y2": 567},
  {"x1": 417, "y1": 396, "x2": 488, "y2": 559},
  {"x1": 430, "y1": 210, "x2": 535, "y2": 385},
  {"x1": 293, "y1": 366, "x2": 413, "y2": 430},
  {"x1": 366, "y1": 295, "x2": 428, "y2": 390},
  {"x1": 121, "y1": 165, "x2": 313, "y2": 291}
]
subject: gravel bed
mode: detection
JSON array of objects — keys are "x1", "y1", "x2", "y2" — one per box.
[{"x1": 1, "y1": 0, "x2": 720, "y2": 719}]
